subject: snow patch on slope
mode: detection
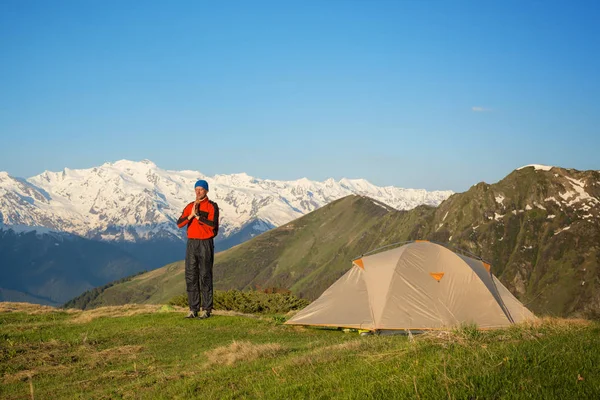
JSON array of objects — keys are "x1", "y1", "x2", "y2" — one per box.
[{"x1": 517, "y1": 164, "x2": 553, "y2": 171}]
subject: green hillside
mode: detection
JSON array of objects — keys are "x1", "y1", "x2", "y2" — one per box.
[
  {"x1": 70, "y1": 195, "x2": 432, "y2": 308},
  {"x1": 428, "y1": 166, "x2": 600, "y2": 317},
  {"x1": 1, "y1": 304, "x2": 599, "y2": 399},
  {"x1": 69, "y1": 166, "x2": 600, "y2": 318}
]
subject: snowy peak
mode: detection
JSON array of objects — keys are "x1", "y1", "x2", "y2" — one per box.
[
  {"x1": 0, "y1": 173, "x2": 54, "y2": 226},
  {"x1": 517, "y1": 164, "x2": 554, "y2": 171},
  {"x1": 1, "y1": 160, "x2": 454, "y2": 242}
]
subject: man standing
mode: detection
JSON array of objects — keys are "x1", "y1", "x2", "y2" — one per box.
[{"x1": 177, "y1": 179, "x2": 219, "y2": 319}]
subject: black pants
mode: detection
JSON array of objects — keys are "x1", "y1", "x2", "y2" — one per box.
[{"x1": 185, "y1": 238, "x2": 214, "y2": 313}]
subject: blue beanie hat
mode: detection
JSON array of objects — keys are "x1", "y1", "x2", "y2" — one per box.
[{"x1": 194, "y1": 179, "x2": 209, "y2": 191}]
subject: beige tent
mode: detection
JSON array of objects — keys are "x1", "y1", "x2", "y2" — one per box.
[{"x1": 286, "y1": 241, "x2": 535, "y2": 331}]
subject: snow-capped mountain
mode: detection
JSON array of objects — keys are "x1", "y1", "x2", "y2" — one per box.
[{"x1": 0, "y1": 160, "x2": 454, "y2": 244}]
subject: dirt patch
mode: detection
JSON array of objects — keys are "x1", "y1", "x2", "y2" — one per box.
[
  {"x1": 96, "y1": 345, "x2": 144, "y2": 359},
  {"x1": 68, "y1": 305, "x2": 165, "y2": 323},
  {"x1": 3, "y1": 343, "x2": 145, "y2": 385},
  {"x1": 3, "y1": 365, "x2": 72, "y2": 384},
  {"x1": 205, "y1": 341, "x2": 285, "y2": 366},
  {"x1": 85, "y1": 345, "x2": 145, "y2": 368},
  {"x1": 0, "y1": 302, "x2": 77, "y2": 315},
  {"x1": 68, "y1": 305, "x2": 262, "y2": 323},
  {"x1": 212, "y1": 310, "x2": 260, "y2": 319},
  {"x1": 2, "y1": 339, "x2": 71, "y2": 372},
  {"x1": 1, "y1": 302, "x2": 278, "y2": 324}
]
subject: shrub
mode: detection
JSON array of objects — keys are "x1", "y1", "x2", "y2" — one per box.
[
  {"x1": 168, "y1": 294, "x2": 189, "y2": 308},
  {"x1": 168, "y1": 289, "x2": 309, "y2": 314}
]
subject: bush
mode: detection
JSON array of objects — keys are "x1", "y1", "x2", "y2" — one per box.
[
  {"x1": 168, "y1": 289, "x2": 309, "y2": 314},
  {"x1": 168, "y1": 294, "x2": 189, "y2": 308}
]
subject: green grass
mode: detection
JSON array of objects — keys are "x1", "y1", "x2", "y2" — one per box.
[{"x1": 1, "y1": 304, "x2": 599, "y2": 399}]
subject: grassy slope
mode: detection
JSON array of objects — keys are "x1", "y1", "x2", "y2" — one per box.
[
  {"x1": 1, "y1": 304, "x2": 599, "y2": 399},
  {"x1": 81, "y1": 262, "x2": 186, "y2": 309},
  {"x1": 212, "y1": 195, "x2": 424, "y2": 299},
  {"x1": 73, "y1": 167, "x2": 600, "y2": 317},
  {"x1": 84, "y1": 195, "x2": 431, "y2": 306}
]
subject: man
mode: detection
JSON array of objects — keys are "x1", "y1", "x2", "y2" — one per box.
[{"x1": 177, "y1": 179, "x2": 219, "y2": 319}]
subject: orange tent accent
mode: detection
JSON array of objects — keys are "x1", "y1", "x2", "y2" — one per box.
[
  {"x1": 353, "y1": 259, "x2": 365, "y2": 270},
  {"x1": 429, "y1": 272, "x2": 445, "y2": 282}
]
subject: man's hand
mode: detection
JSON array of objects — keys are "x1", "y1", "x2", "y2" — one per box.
[{"x1": 188, "y1": 201, "x2": 199, "y2": 220}]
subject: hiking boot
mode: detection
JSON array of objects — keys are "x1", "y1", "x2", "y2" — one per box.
[
  {"x1": 197, "y1": 310, "x2": 211, "y2": 319},
  {"x1": 185, "y1": 310, "x2": 198, "y2": 319}
]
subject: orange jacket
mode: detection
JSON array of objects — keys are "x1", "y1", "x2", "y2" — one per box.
[{"x1": 177, "y1": 197, "x2": 219, "y2": 239}]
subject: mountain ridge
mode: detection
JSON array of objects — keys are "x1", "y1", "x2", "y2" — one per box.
[
  {"x1": 1, "y1": 159, "x2": 453, "y2": 246},
  {"x1": 73, "y1": 165, "x2": 600, "y2": 318}
]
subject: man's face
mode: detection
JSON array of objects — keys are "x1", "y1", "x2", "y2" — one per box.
[{"x1": 195, "y1": 187, "x2": 208, "y2": 200}]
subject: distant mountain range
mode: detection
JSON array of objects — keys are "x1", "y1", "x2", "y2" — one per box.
[
  {"x1": 0, "y1": 159, "x2": 452, "y2": 245},
  {"x1": 0, "y1": 159, "x2": 452, "y2": 304},
  {"x1": 72, "y1": 165, "x2": 600, "y2": 318}
]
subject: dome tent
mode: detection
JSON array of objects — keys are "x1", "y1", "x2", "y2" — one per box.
[{"x1": 285, "y1": 241, "x2": 535, "y2": 331}]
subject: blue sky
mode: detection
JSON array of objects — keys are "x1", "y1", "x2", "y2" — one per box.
[{"x1": 1, "y1": 1, "x2": 598, "y2": 191}]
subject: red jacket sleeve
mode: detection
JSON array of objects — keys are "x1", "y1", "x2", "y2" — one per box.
[
  {"x1": 197, "y1": 202, "x2": 218, "y2": 228},
  {"x1": 177, "y1": 203, "x2": 192, "y2": 228}
]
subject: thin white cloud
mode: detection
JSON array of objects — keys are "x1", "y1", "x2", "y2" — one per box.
[{"x1": 472, "y1": 106, "x2": 492, "y2": 112}]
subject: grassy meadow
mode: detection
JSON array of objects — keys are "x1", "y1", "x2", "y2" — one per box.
[{"x1": 1, "y1": 303, "x2": 599, "y2": 399}]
